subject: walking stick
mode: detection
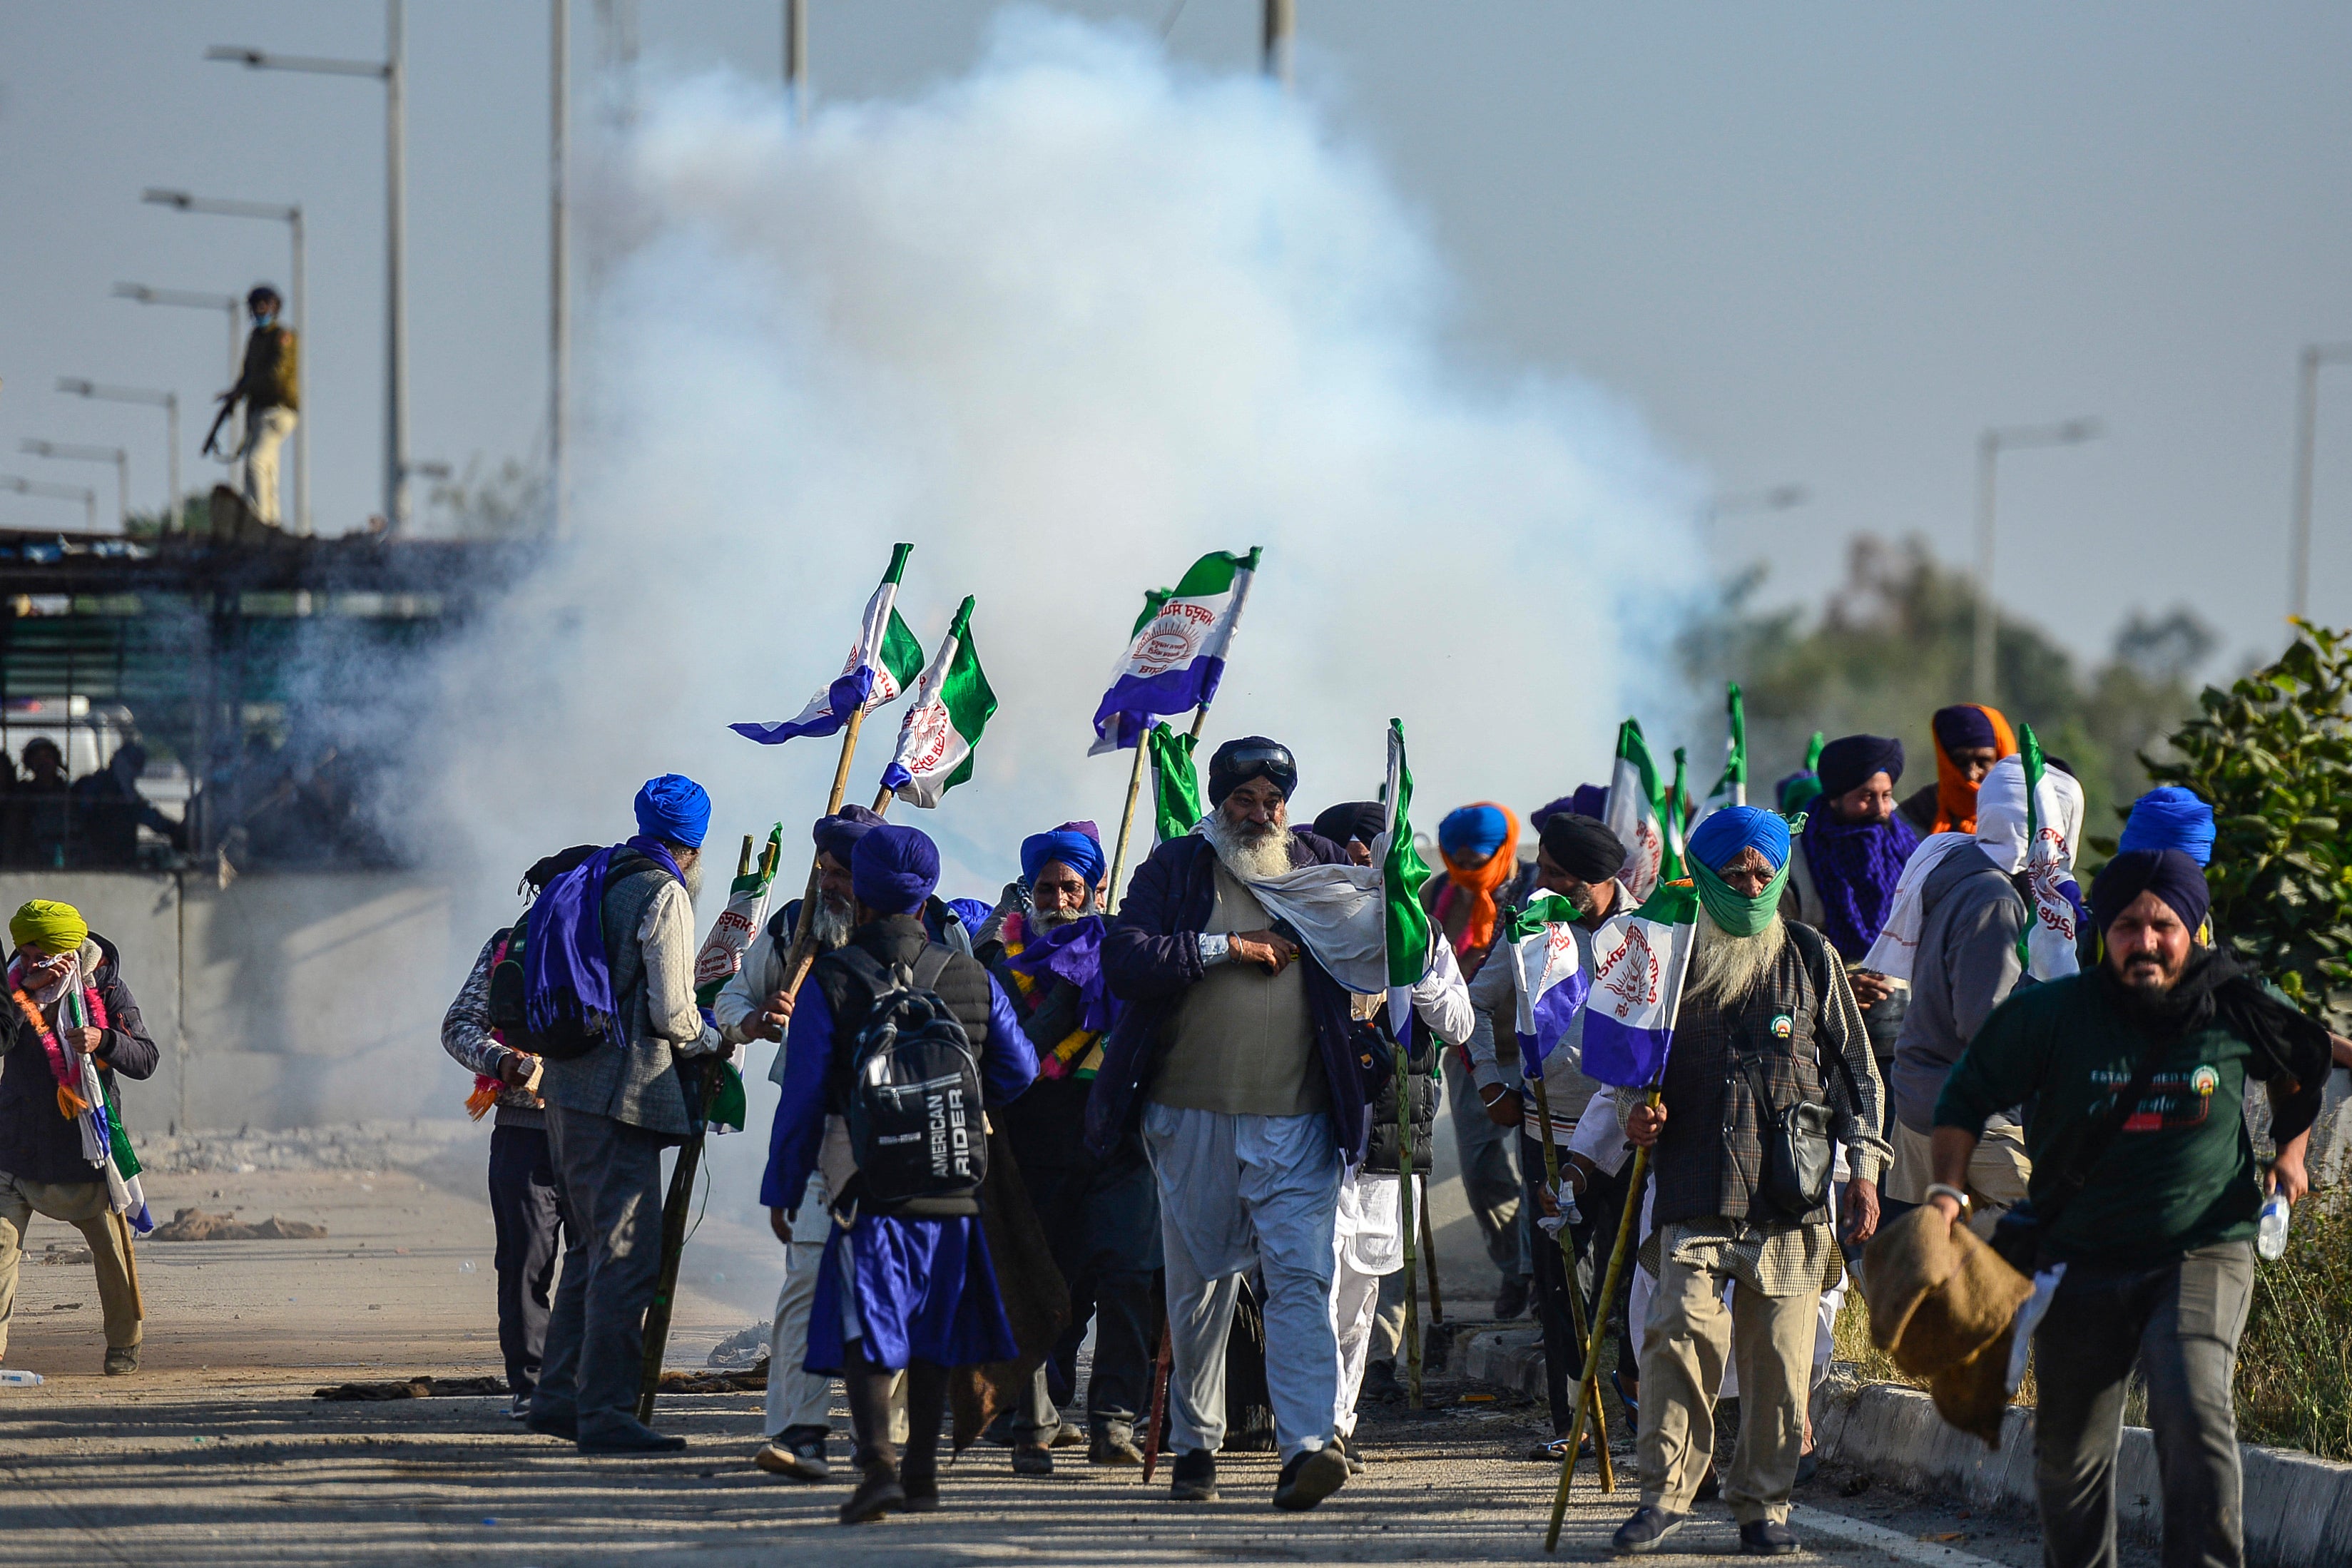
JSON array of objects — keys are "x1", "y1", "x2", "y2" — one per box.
[
  {"x1": 1395, "y1": 1038, "x2": 1422, "y2": 1410},
  {"x1": 1543, "y1": 1089, "x2": 1658, "y2": 1552},
  {"x1": 1529, "y1": 1074, "x2": 1612, "y2": 1492},
  {"x1": 1105, "y1": 738, "x2": 1149, "y2": 910},
  {"x1": 1419, "y1": 1181, "x2": 1442, "y2": 1325},
  {"x1": 1140, "y1": 1319, "x2": 1174, "y2": 1482},
  {"x1": 779, "y1": 704, "x2": 871, "y2": 1003}
]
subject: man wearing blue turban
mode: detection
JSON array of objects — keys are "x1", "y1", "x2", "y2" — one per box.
[
  {"x1": 767, "y1": 823, "x2": 1039, "y2": 1524},
  {"x1": 972, "y1": 821, "x2": 1156, "y2": 1472},
  {"x1": 1612, "y1": 805, "x2": 1889, "y2": 1558},
  {"x1": 529, "y1": 774, "x2": 733, "y2": 1456},
  {"x1": 2119, "y1": 786, "x2": 2216, "y2": 867}
]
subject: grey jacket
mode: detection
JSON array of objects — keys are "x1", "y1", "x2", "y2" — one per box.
[
  {"x1": 1888, "y1": 843, "x2": 2024, "y2": 1134},
  {"x1": 539, "y1": 860, "x2": 723, "y2": 1138}
]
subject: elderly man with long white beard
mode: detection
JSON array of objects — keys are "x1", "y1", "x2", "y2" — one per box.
[
  {"x1": 1090, "y1": 737, "x2": 1373, "y2": 1512},
  {"x1": 1613, "y1": 806, "x2": 1888, "y2": 1557}
]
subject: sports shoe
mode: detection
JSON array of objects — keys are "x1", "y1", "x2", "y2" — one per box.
[
  {"x1": 1695, "y1": 1463, "x2": 1721, "y2": 1503},
  {"x1": 1494, "y1": 1273, "x2": 1532, "y2": 1320},
  {"x1": 1334, "y1": 1432, "x2": 1366, "y2": 1475},
  {"x1": 1169, "y1": 1448, "x2": 1218, "y2": 1501},
  {"x1": 1362, "y1": 1359, "x2": 1405, "y2": 1404},
  {"x1": 1611, "y1": 1506, "x2": 1686, "y2": 1554},
  {"x1": 1049, "y1": 1419, "x2": 1086, "y2": 1447},
  {"x1": 1271, "y1": 1445, "x2": 1349, "y2": 1512},
  {"x1": 1089, "y1": 1429, "x2": 1145, "y2": 1466},
  {"x1": 900, "y1": 1468, "x2": 940, "y2": 1513},
  {"x1": 1739, "y1": 1519, "x2": 1801, "y2": 1555},
  {"x1": 839, "y1": 1465, "x2": 905, "y2": 1524},
  {"x1": 576, "y1": 1417, "x2": 686, "y2": 1455},
  {"x1": 753, "y1": 1425, "x2": 831, "y2": 1481},
  {"x1": 103, "y1": 1345, "x2": 139, "y2": 1376},
  {"x1": 525, "y1": 1405, "x2": 579, "y2": 1442},
  {"x1": 1012, "y1": 1443, "x2": 1054, "y2": 1476},
  {"x1": 1793, "y1": 1448, "x2": 1818, "y2": 1487},
  {"x1": 506, "y1": 1393, "x2": 533, "y2": 1420}
]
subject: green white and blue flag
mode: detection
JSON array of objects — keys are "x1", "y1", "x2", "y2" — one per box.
[
  {"x1": 880, "y1": 596, "x2": 996, "y2": 808},
  {"x1": 1090, "y1": 548, "x2": 1260, "y2": 755},
  {"x1": 733, "y1": 542, "x2": 925, "y2": 745},
  {"x1": 1577, "y1": 879, "x2": 1701, "y2": 1088}
]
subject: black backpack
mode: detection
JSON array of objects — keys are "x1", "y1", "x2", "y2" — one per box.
[
  {"x1": 485, "y1": 850, "x2": 656, "y2": 1062},
  {"x1": 832, "y1": 945, "x2": 988, "y2": 1219}
]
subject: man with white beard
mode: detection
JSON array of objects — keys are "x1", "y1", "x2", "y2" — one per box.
[
  {"x1": 1612, "y1": 806, "x2": 1888, "y2": 1557},
  {"x1": 1089, "y1": 738, "x2": 1366, "y2": 1512},
  {"x1": 720, "y1": 805, "x2": 880, "y2": 1482},
  {"x1": 527, "y1": 775, "x2": 733, "y2": 1455}
]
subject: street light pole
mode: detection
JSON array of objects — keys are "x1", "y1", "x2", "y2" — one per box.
[
  {"x1": 57, "y1": 381, "x2": 178, "y2": 534},
  {"x1": 140, "y1": 191, "x2": 305, "y2": 532},
  {"x1": 20, "y1": 442, "x2": 129, "y2": 530},
  {"x1": 551, "y1": 0, "x2": 568, "y2": 534},
  {"x1": 1263, "y1": 0, "x2": 1294, "y2": 87},
  {"x1": 785, "y1": 0, "x2": 808, "y2": 126},
  {"x1": 1700, "y1": 482, "x2": 1809, "y2": 531},
  {"x1": 1, "y1": 478, "x2": 98, "y2": 534},
  {"x1": 2289, "y1": 343, "x2": 2352, "y2": 623},
  {"x1": 205, "y1": 0, "x2": 405, "y2": 532},
  {"x1": 1972, "y1": 418, "x2": 2102, "y2": 697},
  {"x1": 112, "y1": 283, "x2": 242, "y2": 387}
]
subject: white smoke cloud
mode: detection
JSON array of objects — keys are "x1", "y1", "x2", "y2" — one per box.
[{"x1": 426, "y1": 9, "x2": 1705, "y2": 1305}]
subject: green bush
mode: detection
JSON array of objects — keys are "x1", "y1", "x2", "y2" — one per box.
[{"x1": 2236, "y1": 1185, "x2": 2352, "y2": 1460}]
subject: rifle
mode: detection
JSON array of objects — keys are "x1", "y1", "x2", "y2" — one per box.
[{"x1": 200, "y1": 395, "x2": 238, "y2": 459}]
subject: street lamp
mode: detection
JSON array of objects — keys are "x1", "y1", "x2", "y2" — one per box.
[
  {"x1": 2290, "y1": 343, "x2": 2352, "y2": 623},
  {"x1": 0, "y1": 477, "x2": 98, "y2": 534},
  {"x1": 20, "y1": 441, "x2": 128, "y2": 530},
  {"x1": 141, "y1": 191, "x2": 305, "y2": 532},
  {"x1": 56, "y1": 380, "x2": 179, "y2": 534},
  {"x1": 113, "y1": 283, "x2": 242, "y2": 388},
  {"x1": 208, "y1": 0, "x2": 407, "y2": 532},
  {"x1": 1974, "y1": 418, "x2": 2102, "y2": 696},
  {"x1": 1701, "y1": 483, "x2": 1810, "y2": 529}
]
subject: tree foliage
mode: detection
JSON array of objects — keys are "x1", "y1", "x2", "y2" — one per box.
[{"x1": 2131, "y1": 622, "x2": 2352, "y2": 1029}]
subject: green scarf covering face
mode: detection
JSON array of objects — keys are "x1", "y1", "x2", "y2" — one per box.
[{"x1": 1690, "y1": 856, "x2": 1790, "y2": 938}]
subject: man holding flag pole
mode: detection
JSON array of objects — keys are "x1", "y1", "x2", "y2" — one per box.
[{"x1": 1564, "y1": 806, "x2": 1887, "y2": 1557}]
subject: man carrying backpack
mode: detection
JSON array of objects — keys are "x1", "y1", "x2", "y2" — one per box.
[
  {"x1": 766, "y1": 823, "x2": 1038, "y2": 1524},
  {"x1": 524, "y1": 774, "x2": 732, "y2": 1456}
]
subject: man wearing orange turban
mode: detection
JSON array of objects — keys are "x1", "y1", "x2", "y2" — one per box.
[{"x1": 1898, "y1": 706, "x2": 2015, "y2": 837}]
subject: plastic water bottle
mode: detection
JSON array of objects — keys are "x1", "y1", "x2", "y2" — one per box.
[
  {"x1": 0, "y1": 1369, "x2": 44, "y2": 1386},
  {"x1": 2256, "y1": 1192, "x2": 2291, "y2": 1261}
]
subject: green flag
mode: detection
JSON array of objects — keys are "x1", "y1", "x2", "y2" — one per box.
[
  {"x1": 1704, "y1": 682, "x2": 1747, "y2": 811},
  {"x1": 1663, "y1": 746, "x2": 1690, "y2": 885},
  {"x1": 2015, "y1": 723, "x2": 2045, "y2": 969},
  {"x1": 1149, "y1": 722, "x2": 1203, "y2": 842},
  {"x1": 1383, "y1": 718, "x2": 1434, "y2": 991},
  {"x1": 881, "y1": 596, "x2": 997, "y2": 808}
]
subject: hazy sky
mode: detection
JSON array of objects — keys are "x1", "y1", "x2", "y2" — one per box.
[{"x1": 4, "y1": 1, "x2": 2350, "y2": 672}]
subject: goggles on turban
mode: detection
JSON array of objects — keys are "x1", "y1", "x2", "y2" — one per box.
[
  {"x1": 1311, "y1": 801, "x2": 1386, "y2": 850},
  {"x1": 852, "y1": 825, "x2": 942, "y2": 915},
  {"x1": 1538, "y1": 813, "x2": 1626, "y2": 884},
  {"x1": 633, "y1": 773, "x2": 711, "y2": 848},
  {"x1": 1437, "y1": 804, "x2": 1512, "y2": 865},
  {"x1": 1815, "y1": 735, "x2": 1905, "y2": 802},
  {"x1": 2119, "y1": 787, "x2": 2216, "y2": 867},
  {"x1": 9, "y1": 900, "x2": 86, "y2": 956},
  {"x1": 1022, "y1": 822, "x2": 1106, "y2": 889},
  {"x1": 2089, "y1": 848, "x2": 2209, "y2": 937},
  {"x1": 1206, "y1": 737, "x2": 1298, "y2": 808},
  {"x1": 813, "y1": 804, "x2": 886, "y2": 868}
]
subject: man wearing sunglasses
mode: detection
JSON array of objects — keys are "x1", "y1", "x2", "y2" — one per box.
[{"x1": 1089, "y1": 736, "x2": 1363, "y2": 1512}]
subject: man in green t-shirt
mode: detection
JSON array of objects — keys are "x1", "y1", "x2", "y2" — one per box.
[{"x1": 1931, "y1": 847, "x2": 2333, "y2": 1568}]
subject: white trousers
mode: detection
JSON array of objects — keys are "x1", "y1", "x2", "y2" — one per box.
[
  {"x1": 764, "y1": 1171, "x2": 836, "y2": 1436},
  {"x1": 1330, "y1": 1169, "x2": 1408, "y2": 1439},
  {"x1": 241, "y1": 406, "x2": 295, "y2": 525},
  {"x1": 1144, "y1": 1101, "x2": 1342, "y2": 1462}
]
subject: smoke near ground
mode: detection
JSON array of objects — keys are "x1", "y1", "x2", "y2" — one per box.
[{"x1": 425, "y1": 9, "x2": 1704, "y2": 1261}]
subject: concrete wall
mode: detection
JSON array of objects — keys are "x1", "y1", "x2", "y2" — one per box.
[{"x1": 0, "y1": 870, "x2": 456, "y2": 1132}]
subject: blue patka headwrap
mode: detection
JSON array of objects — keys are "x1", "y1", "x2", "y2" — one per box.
[
  {"x1": 634, "y1": 773, "x2": 711, "y2": 847},
  {"x1": 852, "y1": 825, "x2": 941, "y2": 915},
  {"x1": 813, "y1": 803, "x2": 887, "y2": 867},
  {"x1": 1021, "y1": 820, "x2": 1106, "y2": 888},
  {"x1": 1687, "y1": 804, "x2": 1791, "y2": 874},
  {"x1": 1437, "y1": 803, "x2": 1511, "y2": 862},
  {"x1": 2119, "y1": 787, "x2": 2216, "y2": 867}
]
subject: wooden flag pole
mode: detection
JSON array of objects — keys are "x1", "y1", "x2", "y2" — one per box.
[
  {"x1": 1419, "y1": 1182, "x2": 1442, "y2": 1325},
  {"x1": 1141, "y1": 1320, "x2": 1174, "y2": 1482},
  {"x1": 1543, "y1": 1090, "x2": 1657, "y2": 1552},
  {"x1": 780, "y1": 705, "x2": 870, "y2": 1003},
  {"x1": 1530, "y1": 1074, "x2": 1613, "y2": 1490},
  {"x1": 1104, "y1": 739, "x2": 1150, "y2": 910}
]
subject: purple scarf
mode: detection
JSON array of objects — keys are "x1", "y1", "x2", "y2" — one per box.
[
  {"x1": 1801, "y1": 809, "x2": 1919, "y2": 962},
  {"x1": 1006, "y1": 912, "x2": 1114, "y2": 1033},
  {"x1": 524, "y1": 836, "x2": 683, "y2": 1043}
]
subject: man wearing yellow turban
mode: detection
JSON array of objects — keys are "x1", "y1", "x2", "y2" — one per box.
[{"x1": 0, "y1": 898, "x2": 159, "y2": 1375}]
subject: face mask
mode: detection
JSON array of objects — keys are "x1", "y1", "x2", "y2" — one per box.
[{"x1": 253, "y1": 312, "x2": 277, "y2": 328}]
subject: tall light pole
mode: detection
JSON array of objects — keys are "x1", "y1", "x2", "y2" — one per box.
[
  {"x1": 57, "y1": 381, "x2": 179, "y2": 534},
  {"x1": 1263, "y1": 0, "x2": 1294, "y2": 86},
  {"x1": 2290, "y1": 343, "x2": 2352, "y2": 623},
  {"x1": 784, "y1": 0, "x2": 808, "y2": 126},
  {"x1": 1974, "y1": 418, "x2": 2102, "y2": 697},
  {"x1": 207, "y1": 0, "x2": 406, "y2": 533},
  {"x1": 1701, "y1": 482, "x2": 1809, "y2": 530},
  {"x1": 20, "y1": 442, "x2": 128, "y2": 530},
  {"x1": 141, "y1": 191, "x2": 305, "y2": 532},
  {"x1": 551, "y1": 0, "x2": 569, "y2": 534},
  {"x1": 113, "y1": 283, "x2": 243, "y2": 389},
  {"x1": 1, "y1": 478, "x2": 98, "y2": 534}
]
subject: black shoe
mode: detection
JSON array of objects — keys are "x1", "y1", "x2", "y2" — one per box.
[
  {"x1": 1793, "y1": 1448, "x2": 1818, "y2": 1487},
  {"x1": 1740, "y1": 1519, "x2": 1801, "y2": 1555},
  {"x1": 1089, "y1": 1429, "x2": 1145, "y2": 1467},
  {"x1": 576, "y1": 1417, "x2": 687, "y2": 1455},
  {"x1": 1362, "y1": 1359, "x2": 1405, "y2": 1404},
  {"x1": 1271, "y1": 1445, "x2": 1349, "y2": 1512},
  {"x1": 1012, "y1": 1443, "x2": 1053, "y2": 1476},
  {"x1": 1494, "y1": 1273, "x2": 1532, "y2": 1320},
  {"x1": 1333, "y1": 1433, "x2": 1366, "y2": 1475},
  {"x1": 900, "y1": 1469, "x2": 939, "y2": 1513},
  {"x1": 526, "y1": 1406, "x2": 579, "y2": 1442},
  {"x1": 1695, "y1": 1463, "x2": 1721, "y2": 1502},
  {"x1": 753, "y1": 1425, "x2": 831, "y2": 1481},
  {"x1": 1612, "y1": 1506, "x2": 1686, "y2": 1554},
  {"x1": 103, "y1": 1345, "x2": 140, "y2": 1376},
  {"x1": 979, "y1": 1409, "x2": 1017, "y2": 1447},
  {"x1": 839, "y1": 1465, "x2": 905, "y2": 1524},
  {"x1": 1169, "y1": 1448, "x2": 1218, "y2": 1501}
]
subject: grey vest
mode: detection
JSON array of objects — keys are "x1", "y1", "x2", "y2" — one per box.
[{"x1": 536, "y1": 861, "x2": 696, "y2": 1138}]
